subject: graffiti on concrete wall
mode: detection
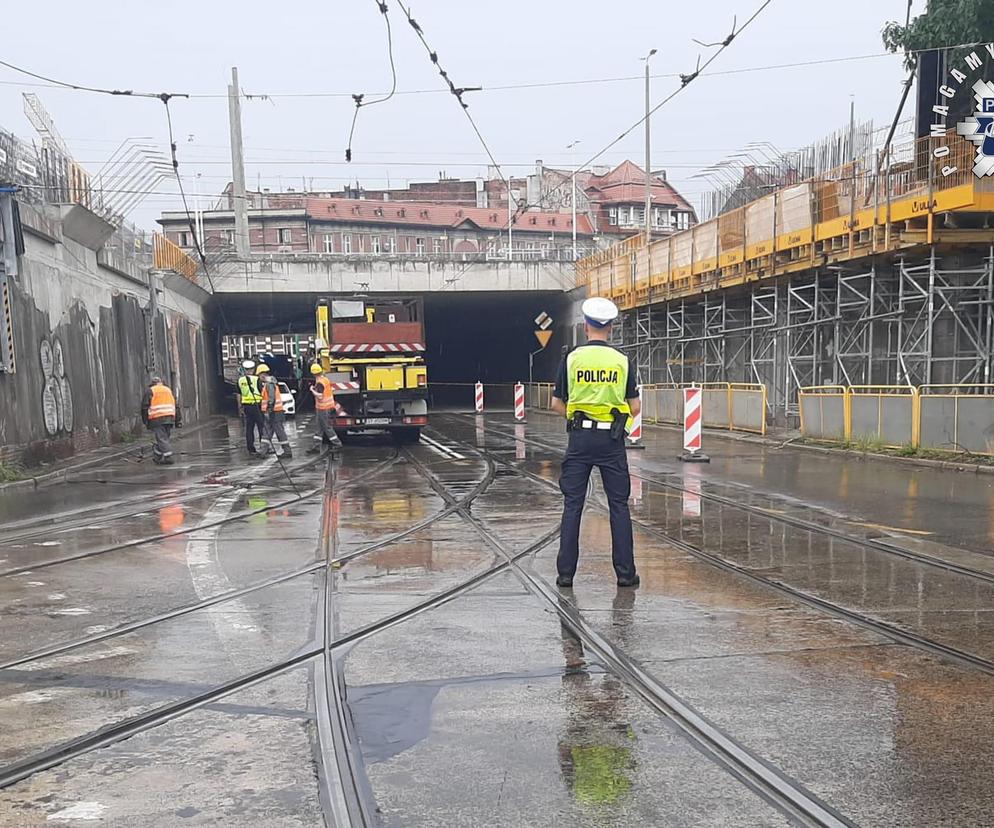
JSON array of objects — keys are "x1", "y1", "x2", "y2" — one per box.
[{"x1": 39, "y1": 336, "x2": 73, "y2": 435}]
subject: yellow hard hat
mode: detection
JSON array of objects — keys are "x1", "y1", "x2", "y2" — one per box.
[
  {"x1": 310, "y1": 363, "x2": 323, "y2": 376},
  {"x1": 256, "y1": 364, "x2": 270, "y2": 374}
]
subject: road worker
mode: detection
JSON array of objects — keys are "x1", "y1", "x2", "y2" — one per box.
[
  {"x1": 551, "y1": 297, "x2": 640, "y2": 588},
  {"x1": 308, "y1": 363, "x2": 343, "y2": 454},
  {"x1": 141, "y1": 375, "x2": 179, "y2": 465},
  {"x1": 237, "y1": 359, "x2": 265, "y2": 455},
  {"x1": 258, "y1": 363, "x2": 292, "y2": 458}
]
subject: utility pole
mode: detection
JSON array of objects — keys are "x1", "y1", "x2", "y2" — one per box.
[
  {"x1": 567, "y1": 140, "x2": 580, "y2": 260},
  {"x1": 507, "y1": 181, "x2": 513, "y2": 261},
  {"x1": 228, "y1": 67, "x2": 250, "y2": 258},
  {"x1": 644, "y1": 49, "x2": 656, "y2": 245}
]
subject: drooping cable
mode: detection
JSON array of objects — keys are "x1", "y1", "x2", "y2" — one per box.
[{"x1": 345, "y1": 0, "x2": 399, "y2": 162}]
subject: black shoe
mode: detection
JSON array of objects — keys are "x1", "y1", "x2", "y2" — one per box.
[
  {"x1": 555, "y1": 575, "x2": 574, "y2": 588},
  {"x1": 616, "y1": 574, "x2": 641, "y2": 588}
]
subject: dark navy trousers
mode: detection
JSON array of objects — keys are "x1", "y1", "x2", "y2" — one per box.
[{"x1": 557, "y1": 428, "x2": 636, "y2": 581}]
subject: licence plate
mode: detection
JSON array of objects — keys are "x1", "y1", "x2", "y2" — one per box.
[{"x1": 364, "y1": 418, "x2": 391, "y2": 425}]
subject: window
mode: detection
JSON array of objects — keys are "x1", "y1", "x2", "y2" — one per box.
[
  {"x1": 223, "y1": 229, "x2": 235, "y2": 245},
  {"x1": 323, "y1": 234, "x2": 334, "y2": 253},
  {"x1": 675, "y1": 211, "x2": 691, "y2": 231},
  {"x1": 386, "y1": 236, "x2": 396, "y2": 253},
  {"x1": 652, "y1": 207, "x2": 668, "y2": 229},
  {"x1": 342, "y1": 235, "x2": 352, "y2": 254},
  {"x1": 179, "y1": 231, "x2": 190, "y2": 247},
  {"x1": 371, "y1": 236, "x2": 381, "y2": 254},
  {"x1": 634, "y1": 207, "x2": 646, "y2": 227},
  {"x1": 415, "y1": 238, "x2": 426, "y2": 256},
  {"x1": 357, "y1": 235, "x2": 365, "y2": 253},
  {"x1": 608, "y1": 207, "x2": 618, "y2": 226},
  {"x1": 433, "y1": 238, "x2": 443, "y2": 254},
  {"x1": 277, "y1": 228, "x2": 292, "y2": 244},
  {"x1": 618, "y1": 206, "x2": 631, "y2": 226}
]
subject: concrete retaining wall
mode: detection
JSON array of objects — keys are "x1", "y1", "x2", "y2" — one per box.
[{"x1": 0, "y1": 203, "x2": 214, "y2": 466}]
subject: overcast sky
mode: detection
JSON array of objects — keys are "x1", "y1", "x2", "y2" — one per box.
[{"x1": 0, "y1": 0, "x2": 928, "y2": 230}]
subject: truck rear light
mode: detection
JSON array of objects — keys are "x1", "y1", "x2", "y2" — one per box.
[
  {"x1": 334, "y1": 417, "x2": 354, "y2": 426},
  {"x1": 417, "y1": 374, "x2": 427, "y2": 387},
  {"x1": 402, "y1": 415, "x2": 428, "y2": 425}
]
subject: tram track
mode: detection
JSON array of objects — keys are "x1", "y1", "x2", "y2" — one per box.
[
  {"x1": 0, "y1": 449, "x2": 364, "y2": 579},
  {"x1": 464, "y1": 415, "x2": 994, "y2": 587},
  {"x1": 0, "y1": 443, "x2": 556, "y2": 803},
  {"x1": 402, "y1": 439, "x2": 854, "y2": 828},
  {"x1": 444, "y1": 417, "x2": 994, "y2": 679}
]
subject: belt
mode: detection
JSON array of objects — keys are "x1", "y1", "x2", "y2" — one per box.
[{"x1": 579, "y1": 420, "x2": 612, "y2": 430}]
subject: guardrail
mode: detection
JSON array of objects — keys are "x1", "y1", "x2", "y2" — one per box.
[
  {"x1": 522, "y1": 381, "x2": 769, "y2": 437},
  {"x1": 798, "y1": 384, "x2": 994, "y2": 455}
]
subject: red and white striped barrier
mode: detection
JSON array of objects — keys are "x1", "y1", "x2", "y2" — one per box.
[
  {"x1": 514, "y1": 383, "x2": 526, "y2": 422},
  {"x1": 680, "y1": 386, "x2": 710, "y2": 462},
  {"x1": 626, "y1": 384, "x2": 644, "y2": 449},
  {"x1": 328, "y1": 342, "x2": 425, "y2": 353},
  {"x1": 475, "y1": 381, "x2": 484, "y2": 414},
  {"x1": 330, "y1": 381, "x2": 360, "y2": 392}
]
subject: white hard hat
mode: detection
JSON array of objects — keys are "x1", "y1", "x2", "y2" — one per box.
[
  {"x1": 242, "y1": 359, "x2": 256, "y2": 370},
  {"x1": 582, "y1": 297, "x2": 619, "y2": 328}
]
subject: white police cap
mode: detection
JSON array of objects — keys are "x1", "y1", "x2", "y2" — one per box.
[
  {"x1": 582, "y1": 297, "x2": 619, "y2": 328},
  {"x1": 242, "y1": 359, "x2": 256, "y2": 370}
]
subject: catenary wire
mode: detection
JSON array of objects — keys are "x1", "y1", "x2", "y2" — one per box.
[{"x1": 346, "y1": 0, "x2": 398, "y2": 162}]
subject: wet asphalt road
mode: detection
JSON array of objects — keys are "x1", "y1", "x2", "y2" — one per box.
[{"x1": 2, "y1": 413, "x2": 994, "y2": 825}]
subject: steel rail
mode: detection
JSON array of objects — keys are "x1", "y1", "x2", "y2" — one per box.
[
  {"x1": 451, "y1": 421, "x2": 994, "y2": 679},
  {"x1": 405, "y1": 440, "x2": 854, "y2": 828},
  {"x1": 0, "y1": 448, "x2": 353, "y2": 578},
  {"x1": 465, "y1": 416, "x2": 994, "y2": 588},
  {"x1": 0, "y1": 452, "x2": 558, "y2": 793},
  {"x1": 0, "y1": 450, "x2": 404, "y2": 672}
]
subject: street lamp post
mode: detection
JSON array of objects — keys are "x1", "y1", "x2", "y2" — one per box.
[
  {"x1": 644, "y1": 48, "x2": 656, "y2": 245},
  {"x1": 567, "y1": 140, "x2": 580, "y2": 260}
]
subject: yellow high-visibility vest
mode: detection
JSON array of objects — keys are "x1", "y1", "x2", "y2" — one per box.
[
  {"x1": 238, "y1": 375, "x2": 262, "y2": 404},
  {"x1": 565, "y1": 344, "x2": 631, "y2": 425}
]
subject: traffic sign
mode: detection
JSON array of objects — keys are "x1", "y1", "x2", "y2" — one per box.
[
  {"x1": 534, "y1": 311, "x2": 553, "y2": 330},
  {"x1": 534, "y1": 329, "x2": 553, "y2": 348}
]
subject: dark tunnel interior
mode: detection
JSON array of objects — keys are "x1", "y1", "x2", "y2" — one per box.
[{"x1": 212, "y1": 291, "x2": 575, "y2": 408}]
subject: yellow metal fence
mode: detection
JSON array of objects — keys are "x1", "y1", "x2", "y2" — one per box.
[
  {"x1": 153, "y1": 233, "x2": 199, "y2": 282},
  {"x1": 798, "y1": 384, "x2": 994, "y2": 455}
]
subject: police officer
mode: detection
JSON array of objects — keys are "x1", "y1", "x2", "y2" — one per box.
[
  {"x1": 237, "y1": 359, "x2": 265, "y2": 455},
  {"x1": 551, "y1": 297, "x2": 640, "y2": 588}
]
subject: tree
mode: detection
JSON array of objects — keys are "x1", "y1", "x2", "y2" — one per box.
[
  {"x1": 883, "y1": 0, "x2": 994, "y2": 129},
  {"x1": 883, "y1": 0, "x2": 994, "y2": 69}
]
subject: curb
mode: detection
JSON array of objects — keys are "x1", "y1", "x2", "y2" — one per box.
[{"x1": 0, "y1": 417, "x2": 226, "y2": 494}]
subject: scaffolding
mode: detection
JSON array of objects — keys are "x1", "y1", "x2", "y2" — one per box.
[{"x1": 618, "y1": 247, "x2": 994, "y2": 423}]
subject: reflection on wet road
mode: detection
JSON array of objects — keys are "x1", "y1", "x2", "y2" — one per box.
[{"x1": 2, "y1": 413, "x2": 994, "y2": 825}]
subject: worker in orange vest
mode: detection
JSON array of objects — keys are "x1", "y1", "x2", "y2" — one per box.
[
  {"x1": 258, "y1": 363, "x2": 292, "y2": 458},
  {"x1": 308, "y1": 363, "x2": 342, "y2": 454},
  {"x1": 141, "y1": 376, "x2": 179, "y2": 465}
]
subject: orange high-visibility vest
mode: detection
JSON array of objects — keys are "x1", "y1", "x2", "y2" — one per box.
[
  {"x1": 261, "y1": 380, "x2": 284, "y2": 412},
  {"x1": 148, "y1": 384, "x2": 176, "y2": 421},
  {"x1": 314, "y1": 376, "x2": 336, "y2": 411}
]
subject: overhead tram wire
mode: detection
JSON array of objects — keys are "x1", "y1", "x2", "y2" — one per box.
[
  {"x1": 436, "y1": 0, "x2": 777, "y2": 289},
  {"x1": 345, "y1": 0, "x2": 398, "y2": 162},
  {"x1": 0, "y1": 38, "x2": 986, "y2": 103}
]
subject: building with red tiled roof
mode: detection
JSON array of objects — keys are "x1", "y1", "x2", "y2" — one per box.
[
  {"x1": 157, "y1": 197, "x2": 595, "y2": 261},
  {"x1": 584, "y1": 160, "x2": 697, "y2": 236}
]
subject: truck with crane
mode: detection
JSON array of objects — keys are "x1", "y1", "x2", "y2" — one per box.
[{"x1": 313, "y1": 296, "x2": 428, "y2": 443}]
